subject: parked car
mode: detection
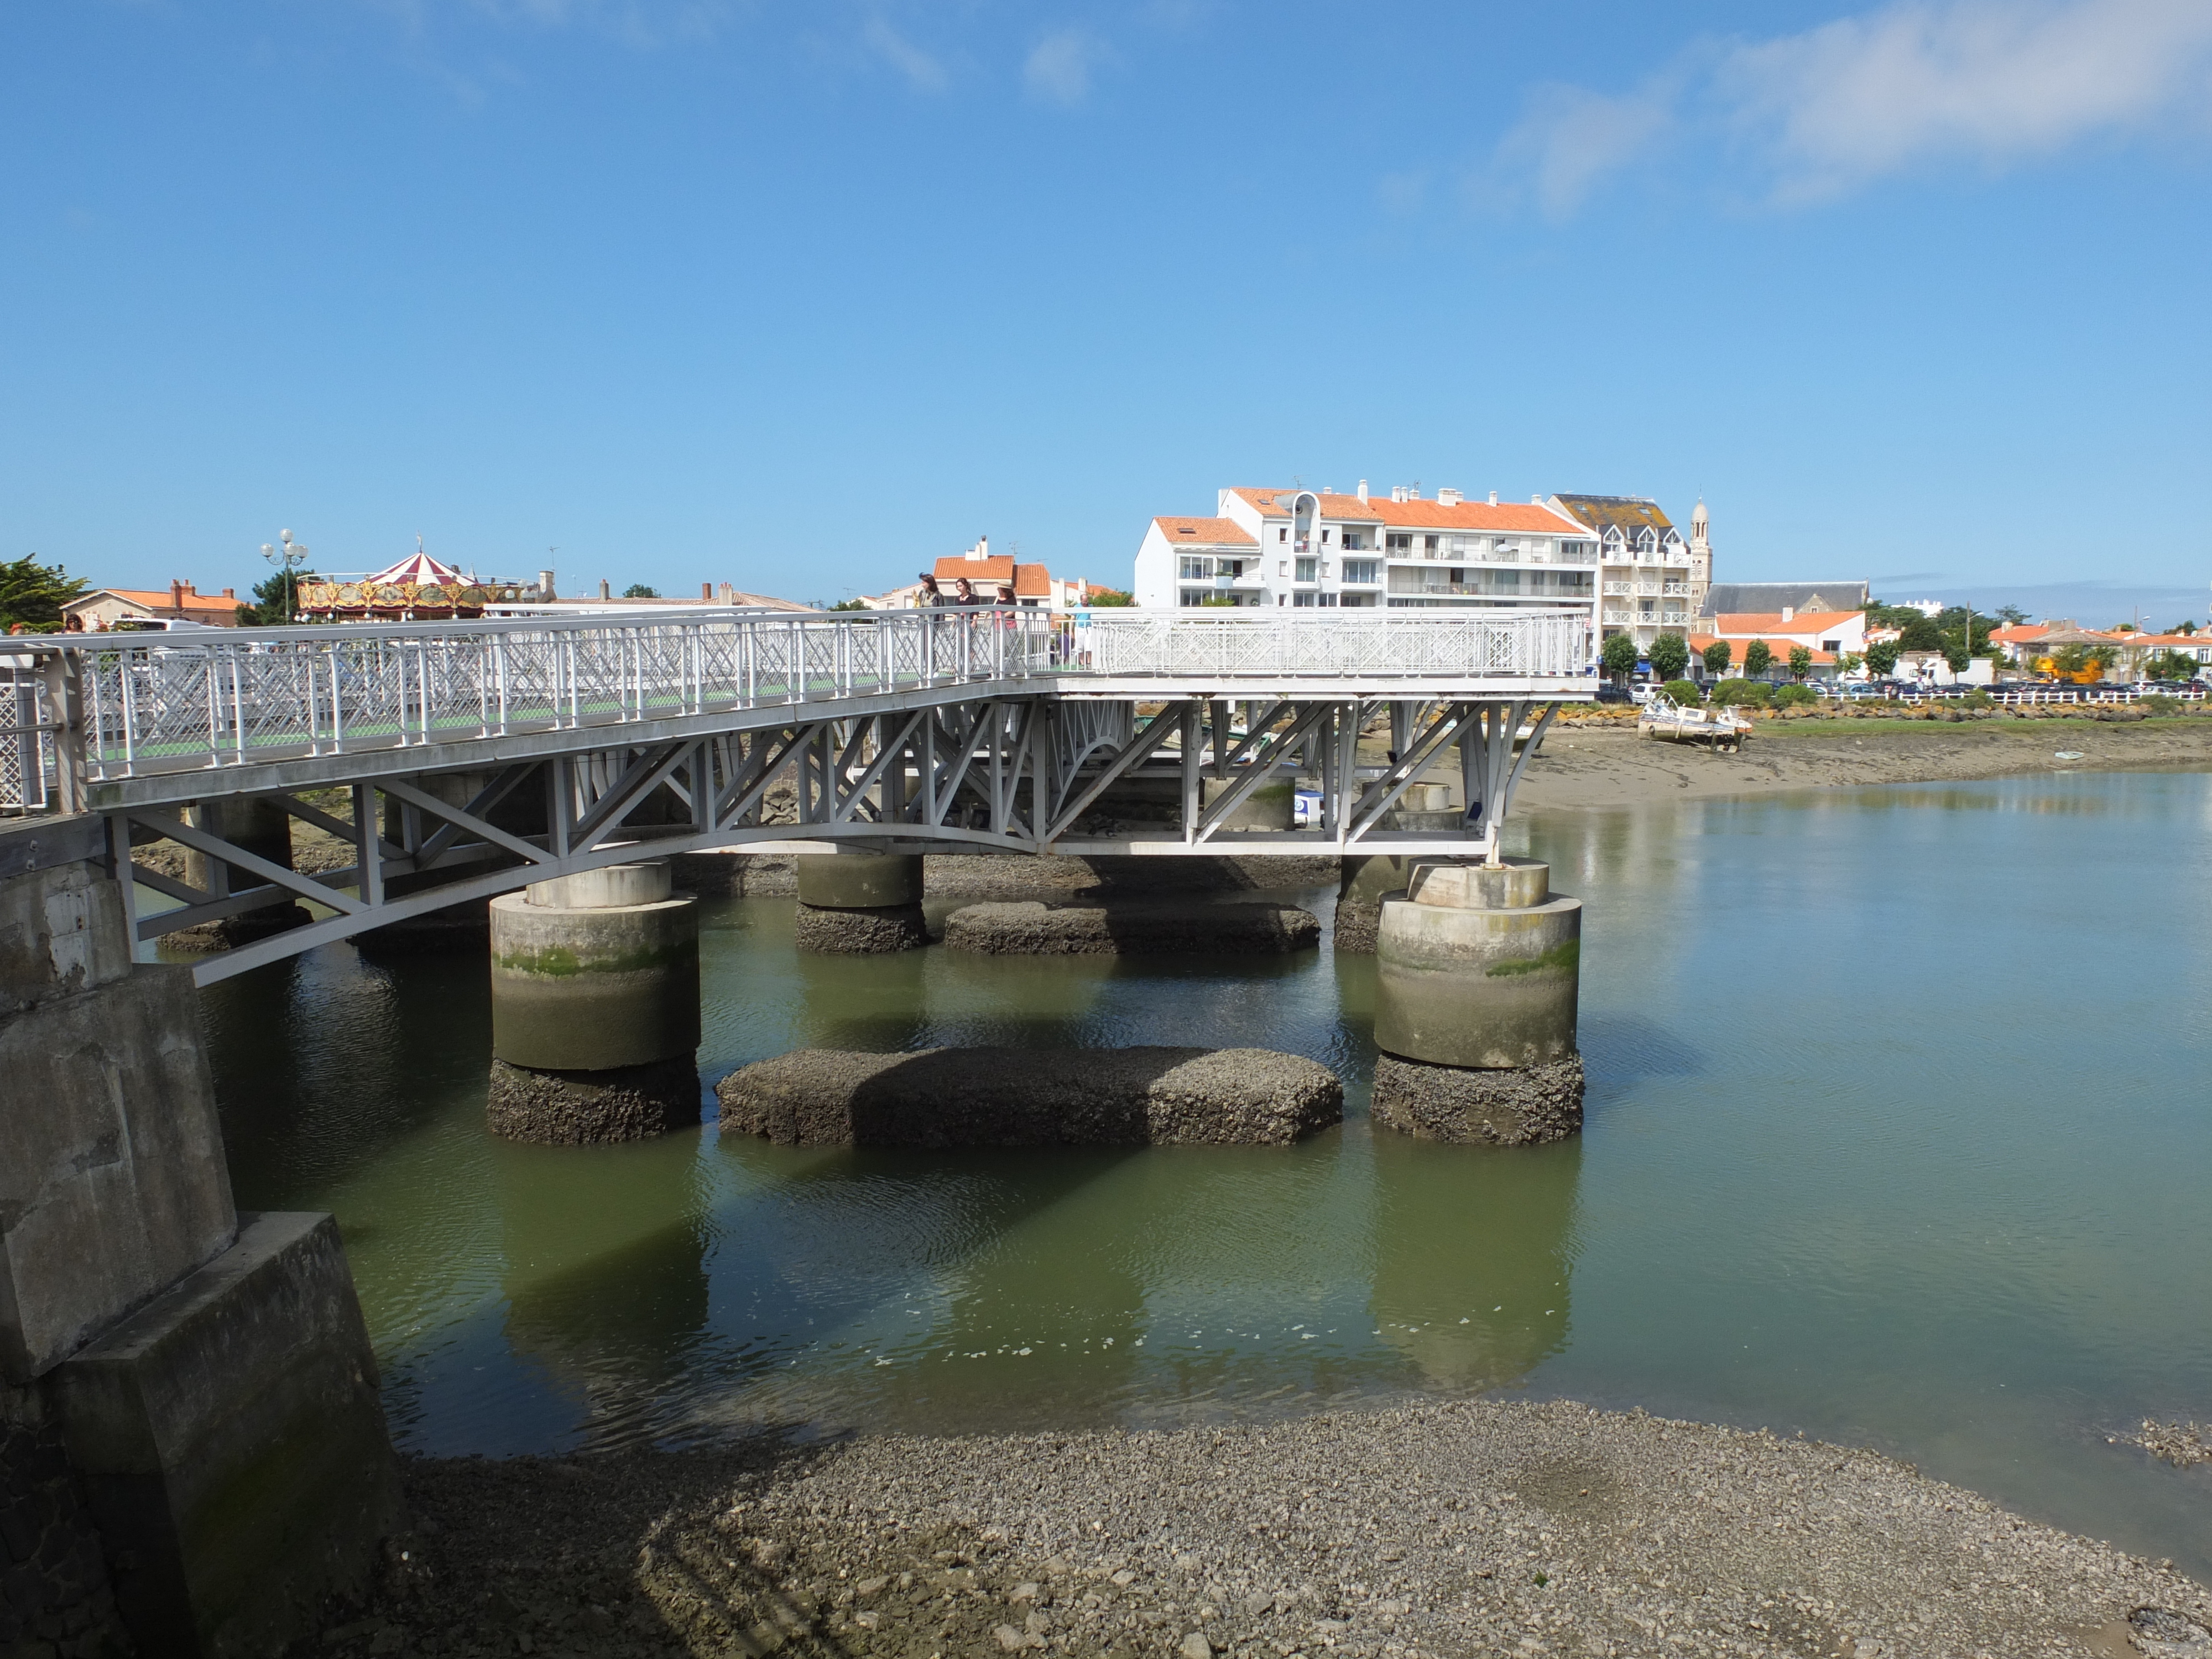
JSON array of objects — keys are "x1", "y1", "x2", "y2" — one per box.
[{"x1": 1595, "y1": 684, "x2": 1634, "y2": 705}]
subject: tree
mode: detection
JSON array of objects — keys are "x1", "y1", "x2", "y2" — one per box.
[
  {"x1": 1600, "y1": 632, "x2": 1639, "y2": 683},
  {"x1": 2052, "y1": 643, "x2": 2118, "y2": 682},
  {"x1": 622, "y1": 583, "x2": 660, "y2": 599},
  {"x1": 1743, "y1": 639, "x2": 1773, "y2": 679},
  {"x1": 1995, "y1": 604, "x2": 2028, "y2": 625},
  {"x1": 1647, "y1": 632, "x2": 1689, "y2": 682},
  {"x1": 828, "y1": 598, "x2": 869, "y2": 611},
  {"x1": 1702, "y1": 639, "x2": 1732, "y2": 677},
  {"x1": 2144, "y1": 649, "x2": 2200, "y2": 682},
  {"x1": 1864, "y1": 640, "x2": 1900, "y2": 679},
  {"x1": 1837, "y1": 651, "x2": 1864, "y2": 678},
  {"x1": 0, "y1": 554, "x2": 88, "y2": 632},
  {"x1": 237, "y1": 567, "x2": 318, "y2": 626},
  {"x1": 1787, "y1": 644, "x2": 1812, "y2": 681},
  {"x1": 1085, "y1": 588, "x2": 1136, "y2": 607},
  {"x1": 2174, "y1": 620, "x2": 2199, "y2": 636}
]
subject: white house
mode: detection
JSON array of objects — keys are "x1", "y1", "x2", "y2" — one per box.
[{"x1": 1133, "y1": 484, "x2": 1599, "y2": 625}]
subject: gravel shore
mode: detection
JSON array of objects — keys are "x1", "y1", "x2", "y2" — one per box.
[{"x1": 319, "y1": 1400, "x2": 2209, "y2": 1659}]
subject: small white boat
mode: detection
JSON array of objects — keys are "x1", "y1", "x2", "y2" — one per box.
[{"x1": 1637, "y1": 696, "x2": 1752, "y2": 751}]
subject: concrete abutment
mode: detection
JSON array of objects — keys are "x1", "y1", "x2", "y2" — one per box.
[{"x1": 1, "y1": 816, "x2": 399, "y2": 1658}]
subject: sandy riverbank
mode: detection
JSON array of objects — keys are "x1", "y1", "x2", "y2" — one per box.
[
  {"x1": 1515, "y1": 713, "x2": 2212, "y2": 813},
  {"x1": 313, "y1": 1400, "x2": 2207, "y2": 1658}
]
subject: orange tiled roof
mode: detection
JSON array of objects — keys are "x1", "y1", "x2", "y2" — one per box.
[
  {"x1": 1688, "y1": 634, "x2": 1838, "y2": 665},
  {"x1": 1225, "y1": 487, "x2": 1585, "y2": 535},
  {"x1": 1713, "y1": 610, "x2": 1863, "y2": 637},
  {"x1": 1990, "y1": 624, "x2": 2049, "y2": 643},
  {"x1": 934, "y1": 555, "x2": 1016, "y2": 584},
  {"x1": 1014, "y1": 562, "x2": 1053, "y2": 598},
  {"x1": 80, "y1": 586, "x2": 237, "y2": 615},
  {"x1": 1154, "y1": 517, "x2": 1258, "y2": 546}
]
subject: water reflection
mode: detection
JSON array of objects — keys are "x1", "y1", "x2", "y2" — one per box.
[{"x1": 1368, "y1": 1134, "x2": 1579, "y2": 1388}]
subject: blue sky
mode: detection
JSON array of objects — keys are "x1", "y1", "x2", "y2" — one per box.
[{"x1": 6, "y1": 1, "x2": 2210, "y2": 616}]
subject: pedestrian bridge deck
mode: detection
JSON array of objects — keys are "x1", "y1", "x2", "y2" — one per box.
[{"x1": 3, "y1": 608, "x2": 1593, "y2": 981}]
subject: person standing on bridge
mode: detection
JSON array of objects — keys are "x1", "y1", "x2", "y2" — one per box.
[
  {"x1": 952, "y1": 577, "x2": 979, "y2": 606},
  {"x1": 915, "y1": 572, "x2": 946, "y2": 607}
]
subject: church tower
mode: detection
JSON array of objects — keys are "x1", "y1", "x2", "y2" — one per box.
[{"x1": 1688, "y1": 498, "x2": 1712, "y2": 613}]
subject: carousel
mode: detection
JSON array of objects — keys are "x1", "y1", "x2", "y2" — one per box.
[{"x1": 296, "y1": 546, "x2": 533, "y2": 622}]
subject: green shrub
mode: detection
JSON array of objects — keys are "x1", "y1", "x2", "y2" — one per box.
[
  {"x1": 2141, "y1": 693, "x2": 2180, "y2": 715},
  {"x1": 1711, "y1": 679, "x2": 1771, "y2": 707},
  {"x1": 1961, "y1": 688, "x2": 1994, "y2": 709},
  {"x1": 1773, "y1": 684, "x2": 1818, "y2": 707},
  {"x1": 1660, "y1": 679, "x2": 1704, "y2": 706}
]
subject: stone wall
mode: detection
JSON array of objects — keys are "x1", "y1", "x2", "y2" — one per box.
[{"x1": 0, "y1": 1392, "x2": 129, "y2": 1659}]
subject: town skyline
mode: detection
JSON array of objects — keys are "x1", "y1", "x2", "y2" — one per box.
[{"x1": 8, "y1": 1, "x2": 2210, "y2": 603}]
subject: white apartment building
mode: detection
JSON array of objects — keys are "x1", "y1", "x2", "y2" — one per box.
[
  {"x1": 1548, "y1": 494, "x2": 1711, "y2": 651},
  {"x1": 1134, "y1": 484, "x2": 1600, "y2": 622}
]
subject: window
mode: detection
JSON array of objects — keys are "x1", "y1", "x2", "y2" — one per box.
[
  {"x1": 1277, "y1": 560, "x2": 1288, "y2": 577},
  {"x1": 1178, "y1": 555, "x2": 1213, "y2": 581},
  {"x1": 1295, "y1": 557, "x2": 1317, "y2": 583},
  {"x1": 1342, "y1": 559, "x2": 1379, "y2": 585},
  {"x1": 1277, "y1": 527, "x2": 1289, "y2": 543},
  {"x1": 1342, "y1": 532, "x2": 1366, "y2": 550},
  {"x1": 1178, "y1": 589, "x2": 1209, "y2": 607},
  {"x1": 1292, "y1": 591, "x2": 1318, "y2": 607},
  {"x1": 1423, "y1": 535, "x2": 1441, "y2": 553},
  {"x1": 1821, "y1": 638, "x2": 1840, "y2": 652},
  {"x1": 1321, "y1": 528, "x2": 1333, "y2": 544},
  {"x1": 1386, "y1": 533, "x2": 1411, "y2": 551}
]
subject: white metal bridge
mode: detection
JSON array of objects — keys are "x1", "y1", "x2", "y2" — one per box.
[{"x1": 3, "y1": 607, "x2": 1591, "y2": 981}]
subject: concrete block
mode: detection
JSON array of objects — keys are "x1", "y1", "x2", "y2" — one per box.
[
  {"x1": 0, "y1": 967, "x2": 236, "y2": 1383},
  {"x1": 51, "y1": 1212, "x2": 400, "y2": 1659},
  {"x1": 485, "y1": 1055, "x2": 701, "y2": 1144},
  {"x1": 792, "y1": 903, "x2": 928, "y2": 953},
  {"x1": 0, "y1": 858, "x2": 131, "y2": 1019},
  {"x1": 1374, "y1": 894, "x2": 1582, "y2": 1068},
  {"x1": 1370, "y1": 1053, "x2": 1584, "y2": 1145},
  {"x1": 718, "y1": 1046, "x2": 1343, "y2": 1146},
  {"x1": 1405, "y1": 857, "x2": 1550, "y2": 911}
]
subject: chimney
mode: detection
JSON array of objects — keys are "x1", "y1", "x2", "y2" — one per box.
[
  {"x1": 599, "y1": 578, "x2": 611, "y2": 601},
  {"x1": 701, "y1": 581, "x2": 712, "y2": 600},
  {"x1": 1357, "y1": 479, "x2": 1369, "y2": 502},
  {"x1": 719, "y1": 582, "x2": 735, "y2": 603},
  {"x1": 221, "y1": 587, "x2": 234, "y2": 598},
  {"x1": 1782, "y1": 606, "x2": 1794, "y2": 623},
  {"x1": 538, "y1": 569, "x2": 556, "y2": 599},
  {"x1": 969, "y1": 536, "x2": 989, "y2": 562},
  {"x1": 170, "y1": 578, "x2": 184, "y2": 612},
  {"x1": 1437, "y1": 488, "x2": 1462, "y2": 507}
]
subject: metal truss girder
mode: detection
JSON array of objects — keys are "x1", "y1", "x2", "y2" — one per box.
[
  {"x1": 379, "y1": 776, "x2": 560, "y2": 869},
  {"x1": 1344, "y1": 701, "x2": 1470, "y2": 843}
]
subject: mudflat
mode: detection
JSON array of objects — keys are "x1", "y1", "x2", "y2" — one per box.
[
  {"x1": 319, "y1": 1400, "x2": 2209, "y2": 1657},
  {"x1": 1517, "y1": 713, "x2": 2212, "y2": 812}
]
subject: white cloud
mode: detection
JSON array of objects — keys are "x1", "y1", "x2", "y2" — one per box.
[
  {"x1": 1495, "y1": 79, "x2": 1679, "y2": 218},
  {"x1": 1024, "y1": 27, "x2": 1109, "y2": 106},
  {"x1": 1495, "y1": 0, "x2": 2212, "y2": 212},
  {"x1": 1723, "y1": 0, "x2": 2212, "y2": 198},
  {"x1": 862, "y1": 14, "x2": 949, "y2": 92}
]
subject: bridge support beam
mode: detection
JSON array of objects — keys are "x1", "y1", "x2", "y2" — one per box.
[
  {"x1": 1370, "y1": 858, "x2": 1584, "y2": 1145},
  {"x1": 181, "y1": 795, "x2": 309, "y2": 945},
  {"x1": 486, "y1": 863, "x2": 702, "y2": 1143},
  {"x1": 794, "y1": 853, "x2": 927, "y2": 954}
]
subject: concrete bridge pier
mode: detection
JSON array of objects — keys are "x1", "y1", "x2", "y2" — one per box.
[
  {"x1": 487, "y1": 863, "x2": 702, "y2": 1143},
  {"x1": 1369, "y1": 858, "x2": 1584, "y2": 1144},
  {"x1": 182, "y1": 794, "x2": 310, "y2": 944},
  {"x1": 793, "y1": 852, "x2": 927, "y2": 953}
]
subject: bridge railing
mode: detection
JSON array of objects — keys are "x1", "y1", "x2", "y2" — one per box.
[
  {"x1": 22, "y1": 605, "x2": 1593, "y2": 788},
  {"x1": 1065, "y1": 607, "x2": 1591, "y2": 680},
  {"x1": 46, "y1": 608, "x2": 1057, "y2": 783}
]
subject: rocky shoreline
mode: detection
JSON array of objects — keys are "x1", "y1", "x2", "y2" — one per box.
[{"x1": 312, "y1": 1399, "x2": 2211, "y2": 1658}]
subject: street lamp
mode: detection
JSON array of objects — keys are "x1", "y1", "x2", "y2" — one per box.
[{"x1": 260, "y1": 529, "x2": 309, "y2": 623}]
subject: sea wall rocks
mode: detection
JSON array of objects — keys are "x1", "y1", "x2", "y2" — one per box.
[
  {"x1": 1369, "y1": 1053, "x2": 1584, "y2": 1145},
  {"x1": 943, "y1": 900, "x2": 1320, "y2": 956},
  {"x1": 717, "y1": 1046, "x2": 1343, "y2": 1146}
]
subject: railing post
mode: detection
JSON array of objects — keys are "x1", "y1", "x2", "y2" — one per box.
[{"x1": 38, "y1": 650, "x2": 87, "y2": 815}]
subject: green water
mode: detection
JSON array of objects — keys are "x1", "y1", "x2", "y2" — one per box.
[{"x1": 200, "y1": 771, "x2": 2212, "y2": 1575}]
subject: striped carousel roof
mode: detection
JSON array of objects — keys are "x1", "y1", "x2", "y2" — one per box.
[{"x1": 366, "y1": 550, "x2": 467, "y2": 586}]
